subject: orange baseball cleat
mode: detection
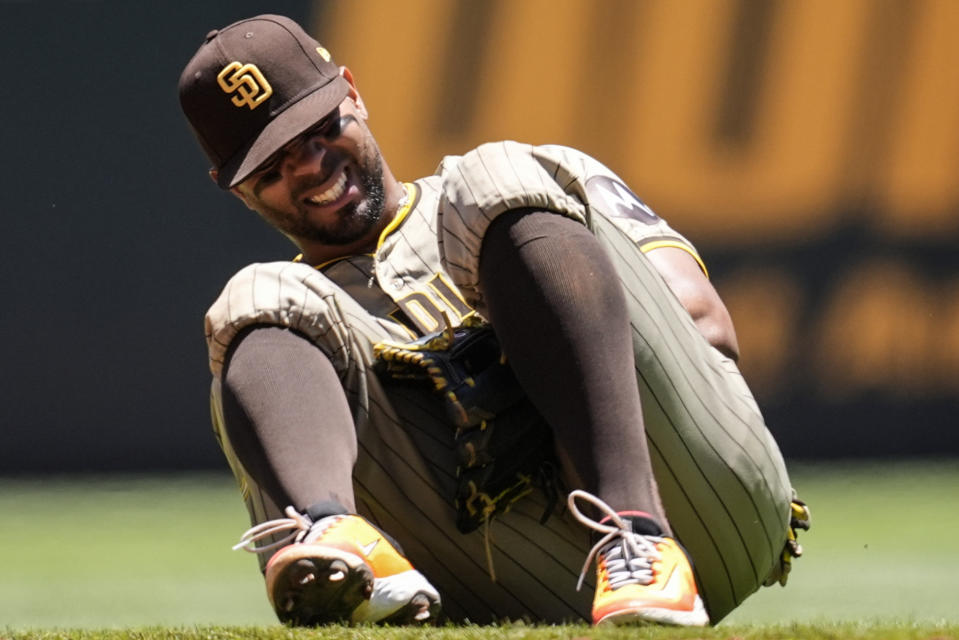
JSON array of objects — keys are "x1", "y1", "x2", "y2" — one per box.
[
  {"x1": 235, "y1": 506, "x2": 440, "y2": 625},
  {"x1": 569, "y1": 490, "x2": 709, "y2": 626}
]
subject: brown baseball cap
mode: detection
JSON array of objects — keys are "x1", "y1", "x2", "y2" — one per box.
[{"x1": 178, "y1": 14, "x2": 350, "y2": 189}]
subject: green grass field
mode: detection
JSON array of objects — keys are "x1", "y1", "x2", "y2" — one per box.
[{"x1": 1, "y1": 461, "x2": 957, "y2": 639}]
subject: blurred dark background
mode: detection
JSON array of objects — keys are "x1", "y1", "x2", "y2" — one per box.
[{"x1": 3, "y1": 0, "x2": 957, "y2": 474}]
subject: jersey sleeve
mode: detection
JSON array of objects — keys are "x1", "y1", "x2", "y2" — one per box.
[
  {"x1": 436, "y1": 141, "x2": 705, "y2": 302},
  {"x1": 435, "y1": 141, "x2": 589, "y2": 297},
  {"x1": 538, "y1": 144, "x2": 706, "y2": 275},
  {"x1": 204, "y1": 261, "x2": 408, "y2": 378}
]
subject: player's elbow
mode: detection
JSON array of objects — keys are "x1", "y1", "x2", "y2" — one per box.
[
  {"x1": 644, "y1": 246, "x2": 741, "y2": 361},
  {"x1": 695, "y1": 314, "x2": 740, "y2": 362},
  {"x1": 680, "y1": 288, "x2": 741, "y2": 361}
]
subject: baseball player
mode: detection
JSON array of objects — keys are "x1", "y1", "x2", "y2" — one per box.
[{"x1": 178, "y1": 14, "x2": 807, "y2": 628}]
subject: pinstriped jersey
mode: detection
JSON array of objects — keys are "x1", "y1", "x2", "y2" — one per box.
[
  {"x1": 204, "y1": 140, "x2": 795, "y2": 623},
  {"x1": 206, "y1": 141, "x2": 702, "y2": 370}
]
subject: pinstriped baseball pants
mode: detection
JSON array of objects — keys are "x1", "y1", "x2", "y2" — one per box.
[{"x1": 210, "y1": 211, "x2": 793, "y2": 624}]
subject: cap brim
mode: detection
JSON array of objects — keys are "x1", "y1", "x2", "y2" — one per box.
[{"x1": 216, "y1": 75, "x2": 351, "y2": 189}]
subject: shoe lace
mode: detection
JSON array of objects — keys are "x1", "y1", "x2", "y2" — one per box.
[
  {"x1": 568, "y1": 489, "x2": 661, "y2": 592},
  {"x1": 232, "y1": 506, "x2": 315, "y2": 554}
]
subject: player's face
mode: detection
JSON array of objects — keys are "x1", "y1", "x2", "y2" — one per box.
[{"x1": 234, "y1": 97, "x2": 386, "y2": 247}]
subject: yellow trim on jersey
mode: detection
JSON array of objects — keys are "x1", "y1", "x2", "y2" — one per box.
[
  {"x1": 292, "y1": 252, "x2": 358, "y2": 271},
  {"x1": 306, "y1": 254, "x2": 359, "y2": 271},
  {"x1": 291, "y1": 182, "x2": 417, "y2": 270},
  {"x1": 427, "y1": 272, "x2": 472, "y2": 316},
  {"x1": 375, "y1": 182, "x2": 417, "y2": 251},
  {"x1": 640, "y1": 240, "x2": 709, "y2": 278}
]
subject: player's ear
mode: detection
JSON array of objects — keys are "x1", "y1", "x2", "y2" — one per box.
[{"x1": 339, "y1": 66, "x2": 368, "y2": 120}]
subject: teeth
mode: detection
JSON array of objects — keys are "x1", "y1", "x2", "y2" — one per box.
[{"x1": 308, "y1": 172, "x2": 347, "y2": 205}]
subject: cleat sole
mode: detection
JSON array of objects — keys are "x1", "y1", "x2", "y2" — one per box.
[{"x1": 267, "y1": 547, "x2": 374, "y2": 625}]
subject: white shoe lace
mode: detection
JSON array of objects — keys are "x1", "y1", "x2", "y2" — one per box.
[
  {"x1": 568, "y1": 489, "x2": 662, "y2": 592},
  {"x1": 233, "y1": 506, "x2": 315, "y2": 554}
]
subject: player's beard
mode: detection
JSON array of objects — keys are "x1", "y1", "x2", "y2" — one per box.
[
  {"x1": 301, "y1": 158, "x2": 385, "y2": 246},
  {"x1": 259, "y1": 142, "x2": 387, "y2": 246}
]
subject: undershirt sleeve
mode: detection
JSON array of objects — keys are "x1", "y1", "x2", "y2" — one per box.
[{"x1": 219, "y1": 325, "x2": 358, "y2": 512}]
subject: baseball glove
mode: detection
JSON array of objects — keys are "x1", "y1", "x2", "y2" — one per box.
[
  {"x1": 764, "y1": 493, "x2": 811, "y2": 587},
  {"x1": 373, "y1": 315, "x2": 560, "y2": 535}
]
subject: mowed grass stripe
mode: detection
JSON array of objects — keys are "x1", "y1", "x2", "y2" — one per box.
[
  {"x1": 0, "y1": 474, "x2": 274, "y2": 628},
  {"x1": 0, "y1": 460, "x2": 957, "y2": 634},
  {"x1": 2, "y1": 622, "x2": 958, "y2": 640}
]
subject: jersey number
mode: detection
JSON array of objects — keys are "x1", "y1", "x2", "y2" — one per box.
[{"x1": 391, "y1": 273, "x2": 473, "y2": 335}]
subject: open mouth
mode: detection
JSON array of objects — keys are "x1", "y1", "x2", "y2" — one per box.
[{"x1": 305, "y1": 169, "x2": 349, "y2": 207}]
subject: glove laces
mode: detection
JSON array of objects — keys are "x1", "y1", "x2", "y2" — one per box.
[
  {"x1": 568, "y1": 490, "x2": 661, "y2": 592},
  {"x1": 232, "y1": 506, "x2": 315, "y2": 554}
]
